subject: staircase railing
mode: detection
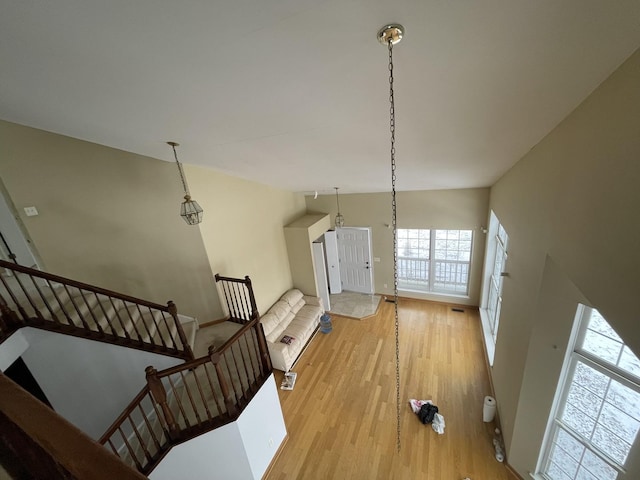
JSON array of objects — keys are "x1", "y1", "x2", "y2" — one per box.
[
  {"x1": 215, "y1": 274, "x2": 259, "y2": 325},
  {"x1": 0, "y1": 373, "x2": 147, "y2": 480},
  {"x1": 0, "y1": 260, "x2": 193, "y2": 360},
  {"x1": 99, "y1": 315, "x2": 272, "y2": 475}
]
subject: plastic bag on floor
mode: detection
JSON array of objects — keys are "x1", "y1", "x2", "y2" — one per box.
[
  {"x1": 409, "y1": 398, "x2": 432, "y2": 414},
  {"x1": 432, "y1": 412, "x2": 445, "y2": 434}
]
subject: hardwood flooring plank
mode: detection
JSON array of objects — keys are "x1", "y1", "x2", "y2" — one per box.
[{"x1": 267, "y1": 298, "x2": 510, "y2": 479}]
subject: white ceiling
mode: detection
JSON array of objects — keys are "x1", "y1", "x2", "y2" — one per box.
[{"x1": 2, "y1": 1, "x2": 640, "y2": 194}]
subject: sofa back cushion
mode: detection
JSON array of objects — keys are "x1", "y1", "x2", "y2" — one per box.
[
  {"x1": 291, "y1": 298, "x2": 306, "y2": 315},
  {"x1": 260, "y1": 312, "x2": 280, "y2": 337},
  {"x1": 261, "y1": 300, "x2": 293, "y2": 342},
  {"x1": 280, "y1": 289, "x2": 304, "y2": 308},
  {"x1": 270, "y1": 300, "x2": 291, "y2": 323}
]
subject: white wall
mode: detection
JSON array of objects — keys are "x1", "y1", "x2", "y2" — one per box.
[
  {"x1": 150, "y1": 374, "x2": 287, "y2": 480},
  {"x1": 236, "y1": 373, "x2": 287, "y2": 478},
  {"x1": 0, "y1": 329, "x2": 28, "y2": 371},
  {"x1": 150, "y1": 422, "x2": 253, "y2": 480},
  {"x1": 18, "y1": 328, "x2": 182, "y2": 439}
]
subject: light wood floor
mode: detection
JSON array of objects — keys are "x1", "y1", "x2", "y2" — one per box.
[{"x1": 266, "y1": 298, "x2": 513, "y2": 480}]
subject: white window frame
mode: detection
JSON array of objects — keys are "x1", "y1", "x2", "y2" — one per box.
[
  {"x1": 396, "y1": 228, "x2": 473, "y2": 296},
  {"x1": 486, "y1": 222, "x2": 508, "y2": 343},
  {"x1": 479, "y1": 211, "x2": 509, "y2": 365},
  {"x1": 536, "y1": 305, "x2": 640, "y2": 480}
]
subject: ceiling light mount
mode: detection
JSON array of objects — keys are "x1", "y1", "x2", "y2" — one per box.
[{"x1": 377, "y1": 24, "x2": 404, "y2": 46}]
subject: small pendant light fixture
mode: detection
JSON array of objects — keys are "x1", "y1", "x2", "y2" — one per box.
[
  {"x1": 167, "y1": 141, "x2": 203, "y2": 225},
  {"x1": 334, "y1": 187, "x2": 345, "y2": 228}
]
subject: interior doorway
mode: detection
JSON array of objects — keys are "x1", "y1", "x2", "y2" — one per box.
[
  {"x1": 336, "y1": 227, "x2": 373, "y2": 294},
  {"x1": 0, "y1": 183, "x2": 39, "y2": 268}
]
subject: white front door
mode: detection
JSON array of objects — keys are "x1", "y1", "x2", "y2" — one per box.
[{"x1": 337, "y1": 227, "x2": 373, "y2": 294}]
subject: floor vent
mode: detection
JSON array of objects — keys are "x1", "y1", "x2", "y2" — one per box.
[{"x1": 452, "y1": 308, "x2": 465, "y2": 313}]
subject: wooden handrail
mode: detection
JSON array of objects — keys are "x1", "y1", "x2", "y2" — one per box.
[
  {"x1": 215, "y1": 273, "x2": 259, "y2": 324},
  {"x1": 98, "y1": 314, "x2": 272, "y2": 474},
  {"x1": 0, "y1": 260, "x2": 170, "y2": 311},
  {"x1": 0, "y1": 374, "x2": 146, "y2": 479},
  {"x1": 0, "y1": 260, "x2": 194, "y2": 360}
]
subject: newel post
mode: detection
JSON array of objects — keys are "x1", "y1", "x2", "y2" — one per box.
[
  {"x1": 244, "y1": 276, "x2": 259, "y2": 321},
  {"x1": 167, "y1": 301, "x2": 194, "y2": 360},
  {"x1": 0, "y1": 292, "x2": 22, "y2": 333},
  {"x1": 255, "y1": 322, "x2": 272, "y2": 373},
  {"x1": 208, "y1": 346, "x2": 238, "y2": 416},
  {"x1": 145, "y1": 366, "x2": 179, "y2": 439}
]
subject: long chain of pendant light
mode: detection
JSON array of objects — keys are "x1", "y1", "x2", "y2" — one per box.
[
  {"x1": 170, "y1": 142, "x2": 191, "y2": 198},
  {"x1": 387, "y1": 35, "x2": 401, "y2": 454}
]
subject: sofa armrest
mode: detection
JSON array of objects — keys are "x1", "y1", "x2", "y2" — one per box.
[
  {"x1": 267, "y1": 341, "x2": 290, "y2": 372},
  {"x1": 302, "y1": 295, "x2": 324, "y2": 311}
]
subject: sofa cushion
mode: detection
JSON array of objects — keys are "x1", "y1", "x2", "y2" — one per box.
[
  {"x1": 295, "y1": 304, "x2": 323, "y2": 322},
  {"x1": 290, "y1": 298, "x2": 305, "y2": 315},
  {"x1": 283, "y1": 322, "x2": 309, "y2": 341},
  {"x1": 259, "y1": 312, "x2": 280, "y2": 337},
  {"x1": 270, "y1": 301, "x2": 291, "y2": 323},
  {"x1": 280, "y1": 289, "x2": 304, "y2": 308}
]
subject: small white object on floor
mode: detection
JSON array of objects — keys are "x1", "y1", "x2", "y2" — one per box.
[
  {"x1": 432, "y1": 412, "x2": 445, "y2": 434},
  {"x1": 493, "y1": 427, "x2": 505, "y2": 462},
  {"x1": 280, "y1": 372, "x2": 297, "y2": 390}
]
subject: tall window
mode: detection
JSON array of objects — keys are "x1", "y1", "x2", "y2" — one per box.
[
  {"x1": 487, "y1": 221, "x2": 508, "y2": 342},
  {"x1": 397, "y1": 229, "x2": 472, "y2": 295},
  {"x1": 539, "y1": 306, "x2": 640, "y2": 480}
]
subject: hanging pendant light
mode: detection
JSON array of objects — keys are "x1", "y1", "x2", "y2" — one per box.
[
  {"x1": 167, "y1": 142, "x2": 203, "y2": 225},
  {"x1": 378, "y1": 22, "x2": 404, "y2": 453},
  {"x1": 334, "y1": 187, "x2": 345, "y2": 228}
]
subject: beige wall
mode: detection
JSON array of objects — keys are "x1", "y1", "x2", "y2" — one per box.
[
  {"x1": 0, "y1": 120, "x2": 306, "y2": 324},
  {"x1": 283, "y1": 213, "x2": 331, "y2": 297},
  {"x1": 185, "y1": 164, "x2": 306, "y2": 315},
  {"x1": 305, "y1": 188, "x2": 490, "y2": 305},
  {"x1": 0, "y1": 120, "x2": 221, "y2": 322},
  {"x1": 489, "y1": 48, "x2": 640, "y2": 477}
]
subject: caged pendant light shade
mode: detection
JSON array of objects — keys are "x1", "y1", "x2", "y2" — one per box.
[
  {"x1": 334, "y1": 187, "x2": 345, "y2": 228},
  {"x1": 168, "y1": 142, "x2": 203, "y2": 225}
]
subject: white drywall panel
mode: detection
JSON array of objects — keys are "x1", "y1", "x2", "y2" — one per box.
[
  {"x1": 20, "y1": 327, "x2": 182, "y2": 439},
  {"x1": 0, "y1": 329, "x2": 29, "y2": 371}
]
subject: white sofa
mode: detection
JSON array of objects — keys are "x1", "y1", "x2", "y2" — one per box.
[{"x1": 260, "y1": 289, "x2": 324, "y2": 372}]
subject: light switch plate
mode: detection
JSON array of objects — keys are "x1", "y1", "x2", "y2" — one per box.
[
  {"x1": 374, "y1": 257, "x2": 381, "y2": 262},
  {"x1": 24, "y1": 206, "x2": 39, "y2": 217}
]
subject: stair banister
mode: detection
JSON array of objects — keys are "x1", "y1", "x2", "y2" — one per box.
[
  {"x1": 208, "y1": 346, "x2": 238, "y2": 416},
  {"x1": 0, "y1": 259, "x2": 194, "y2": 360},
  {"x1": 145, "y1": 366, "x2": 180, "y2": 439}
]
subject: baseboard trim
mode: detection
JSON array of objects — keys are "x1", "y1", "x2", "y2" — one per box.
[
  {"x1": 375, "y1": 293, "x2": 479, "y2": 311},
  {"x1": 505, "y1": 461, "x2": 525, "y2": 480},
  {"x1": 261, "y1": 434, "x2": 289, "y2": 480}
]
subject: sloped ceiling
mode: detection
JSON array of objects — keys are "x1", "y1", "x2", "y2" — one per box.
[{"x1": 2, "y1": 1, "x2": 640, "y2": 193}]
